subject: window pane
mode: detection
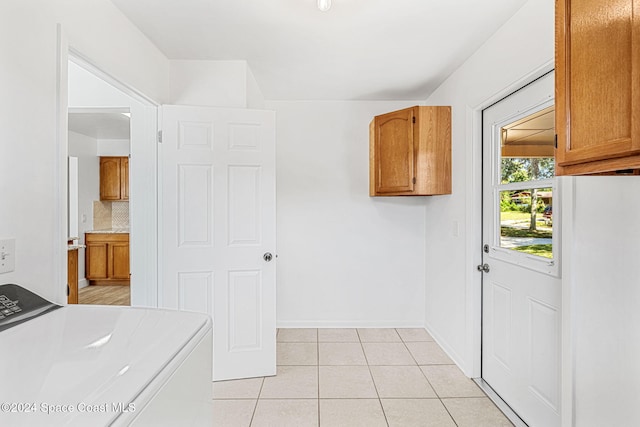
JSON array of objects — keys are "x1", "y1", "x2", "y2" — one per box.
[
  {"x1": 499, "y1": 188, "x2": 553, "y2": 259},
  {"x1": 500, "y1": 106, "x2": 555, "y2": 184}
]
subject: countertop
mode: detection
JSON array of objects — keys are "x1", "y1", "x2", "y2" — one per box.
[
  {"x1": 85, "y1": 228, "x2": 130, "y2": 234},
  {"x1": 67, "y1": 244, "x2": 86, "y2": 251}
]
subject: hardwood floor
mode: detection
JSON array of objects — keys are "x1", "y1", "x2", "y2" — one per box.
[{"x1": 78, "y1": 285, "x2": 130, "y2": 306}]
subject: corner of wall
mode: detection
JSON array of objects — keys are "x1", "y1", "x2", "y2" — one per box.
[{"x1": 245, "y1": 63, "x2": 265, "y2": 109}]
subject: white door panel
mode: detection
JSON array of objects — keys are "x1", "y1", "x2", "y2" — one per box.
[
  {"x1": 481, "y1": 72, "x2": 561, "y2": 427},
  {"x1": 161, "y1": 105, "x2": 276, "y2": 381}
]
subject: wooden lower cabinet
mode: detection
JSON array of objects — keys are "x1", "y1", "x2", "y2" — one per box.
[
  {"x1": 85, "y1": 233, "x2": 130, "y2": 285},
  {"x1": 67, "y1": 249, "x2": 78, "y2": 304}
]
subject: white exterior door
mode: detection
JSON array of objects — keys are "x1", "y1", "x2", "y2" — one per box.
[
  {"x1": 481, "y1": 72, "x2": 561, "y2": 427},
  {"x1": 161, "y1": 105, "x2": 276, "y2": 381}
]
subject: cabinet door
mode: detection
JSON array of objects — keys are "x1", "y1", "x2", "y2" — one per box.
[
  {"x1": 121, "y1": 157, "x2": 129, "y2": 200},
  {"x1": 556, "y1": 0, "x2": 640, "y2": 174},
  {"x1": 373, "y1": 107, "x2": 415, "y2": 193},
  {"x1": 100, "y1": 157, "x2": 122, "y2": 200},
  {"x1": 86, "y1": 243, "x2": 108, "y2": 279},
  {"x1": 110, "y1": 242, "x2": 130, "y2": 280}
]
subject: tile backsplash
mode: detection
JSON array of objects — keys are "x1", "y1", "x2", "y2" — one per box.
[
  {"x1": 93, "y1": 201, "x2": 129, "y2": 230},
  {"x1": 112, "y1": 202, "x2": 129, "y2": 228}
]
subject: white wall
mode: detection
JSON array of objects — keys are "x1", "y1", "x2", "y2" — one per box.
[
  {"x1": 170, "y1": 60, "x2": 264, "y2": 108},
  {"x1": 422, "y1": 0, "x2": 554, "y2": 372},
  {"x1": 97, "y1": 139, "x2": 130, "y2": 156},
  {"x1": 267, "y1": 100, "x2": 427, "y2": 327},
  {"x1": 0, "y1": 0, "x2": 168, "y2": 303},
  {"x1": 68, "y1": 131, "x2": 100, "y2": 287},
  {"x1": 565, "y1": 176, "x2": 640, "y2": 426}
]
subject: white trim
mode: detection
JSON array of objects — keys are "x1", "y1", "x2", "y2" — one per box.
[
  {"x1": 466, "y1": 60, "x2": 555, "y2": 379},
  {"x1": 55, "y1": 25, "x2": 69, "y2": 305},
  {"x1": 560, "y1": 176, "x2": 576, "y2": 427},
  {"x1": 68, "y1": 47, "x2": 159, "y2": 107}
]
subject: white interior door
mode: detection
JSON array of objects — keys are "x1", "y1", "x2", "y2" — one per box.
[
  {"x1": 481, "y1": 72, "x2": 561, "y2": 427},
  {"x1": 161, "y1": 105, "x2": 276, "y2": 381}
]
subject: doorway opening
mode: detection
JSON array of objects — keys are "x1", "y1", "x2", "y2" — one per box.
[
  {"x1": 59, "y1": 47, "x2": 159, "y2": 308},
  {"x1": 68, "y1": 107, "x2": 131, "y2": 306}
]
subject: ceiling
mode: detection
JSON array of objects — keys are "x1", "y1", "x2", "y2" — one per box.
[
  {"x1": 109, "y1": 0, "x2": 528, "y2": 101},
  {"x1": 68, "y1": 112, "x2": 131, "y2": 140}
]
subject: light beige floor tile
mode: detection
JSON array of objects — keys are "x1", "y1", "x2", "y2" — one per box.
[
  {"x1": 370, "y1": 366, "x2": 437, "y2": 398},
  {"x1": 251, "y1": 399, "x2": 318, "y2": 427},
  {"x1": 405, "y1": 341, "x2": 454, "y2": 365},
  {"x1": 318, "y1": 328, "x2": 359, "y2": 342},
  {"x1": 319, "y1": 366, "x2": 378, "y2": 398},
  {"x1": 277, "y1": 328, "x2": 318, "y2": 342},
  {"x1": 442, "y1": 397, "x2": 514, "y2": 427},
  {"x1": 212, "y1": 399, "x2": 256, "y2": 427},
  {"x1": 357, "y1": 328, "x2": 402, "y2": 342},
  {"x1": 362, "y1": 342, "x2": 416, "y2": 365},
  {"x1": 382, "y1": 399, "x2": 456, "y2": 427},
  {"x1": 260, "y1": 366, "x2": 318, "y2": 399},
  {"x1": 396, "y1": 328, "x2": 434, "y2": 342},
  {"x1": 319, "y1": 399, "x2": 387, "y2": 427},
  {"x1": 420, "y1": 365, "x2": 485, "y2": 398},
  {"x1": 319, "y1": 342, "x2": 367, "y2": 365},
  {"x1": 213, "y1": 377, "x2": 264, "y2": 399},
  {"x1": 277, "y1": 342, "x2": 318, "y2": 365}
]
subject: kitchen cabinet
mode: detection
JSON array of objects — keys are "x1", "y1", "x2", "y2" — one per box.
[
  {"x1": 85, "y1": 233, "x2": 130, "y2": 285},
  {"x1": 100, "y1": 156, "x2": 129, "y2": 200},
  {"x1": 370, "y1": 106, "x2": 451, "y2": 196},
  {"x1": 67, "y1": 248, "x2": 78, "y2": 304},
  {"x1": 555, "y1": 0, "x2": 640, "y2": 175}
]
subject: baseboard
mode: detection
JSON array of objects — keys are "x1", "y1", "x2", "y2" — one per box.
[
  {"x1": 277, "y1": 320, "x2": 427, "y2": 328},
  {"x1": 424, "y1": 322, "x2": 467, "y2": 374},
  {"x1": 78, "y1": 278, "x2": 89, "y2": 289}
]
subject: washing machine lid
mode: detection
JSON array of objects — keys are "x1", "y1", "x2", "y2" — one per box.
[{"x1": 0, "y1": 303, "x2": 212, "y2": 426}]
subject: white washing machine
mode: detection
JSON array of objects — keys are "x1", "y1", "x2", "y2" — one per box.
[{"x1": 0, "y1": 284, "x2": 213, "y2": 426}]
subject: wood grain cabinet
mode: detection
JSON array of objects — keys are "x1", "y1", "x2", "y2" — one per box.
[
  {"x1": 100, "y1": 156, "x2": 129, "y2": 200},
  {"x1": 369, "y1": 106, "x2": 451, "y2": 196},
  {"x1": 555, "y1": 0, "x2": 640, "y2": 175},
  {"x1": 85, "y1": 233, "x2": 130, "y2": 285},
  {"x1": 67, "y1": 248, "x2": 78, "y2": 304}
]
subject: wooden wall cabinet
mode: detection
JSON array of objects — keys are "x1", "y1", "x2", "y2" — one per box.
[
  {"x1": 100, "y1": 156, "x2": 129, "y2": 200},
  {"x1": 370, "y1": 106, "x2": 451, "y2": 196},
  {"x1": 67, "y1": 248, "x2": 78, "y2": 304},
  {"x1": 85, "y1": 233, "x2": 130, "y2": 285},
  {"x1": 555, "y1": 0, "x2": 640, "y2": 175}
]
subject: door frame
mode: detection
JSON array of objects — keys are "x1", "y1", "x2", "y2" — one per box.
[
  {"x1": 466, "y1": 60, "x2": 555, "y2": 378},
  {"x1": 55, "y1": 25, "x2": 160, "y2": 307}
]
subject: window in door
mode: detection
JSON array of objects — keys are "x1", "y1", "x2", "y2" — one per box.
[{"x1": 491, "y1": 105, "x2": 557, "y2": 273}]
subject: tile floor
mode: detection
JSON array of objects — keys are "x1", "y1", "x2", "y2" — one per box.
[{"x1": 213, "y1": 328, "x2": 513, "y2": 427}]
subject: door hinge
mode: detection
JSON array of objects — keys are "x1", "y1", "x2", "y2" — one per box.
[
  {"x1": 412, "y1": 177, "x2": 416, "y2": 184},
  {"x1": 157, "y1": 130, "x2": 163, "y2": 144},
  {"x1": 412, "y1": 116, "x2": 416, "y2": 124},
  {"x1": 554, "y1": 134, "x2": 557, "y2": 149}
]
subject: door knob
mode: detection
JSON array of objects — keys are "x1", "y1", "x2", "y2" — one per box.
[
  {"x1": 263, "y1": 252, "x2": 273, "y2": 262},
  {"x1": 477, "y1": 263, "x2": 490, "y2": 273}
]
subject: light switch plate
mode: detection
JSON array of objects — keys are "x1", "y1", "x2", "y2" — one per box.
[{"x1": 0, "y1": 238, "x2": 16, "y2": 274}]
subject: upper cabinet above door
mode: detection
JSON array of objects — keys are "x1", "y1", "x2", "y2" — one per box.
[
  {"x1": 369, "y1": 106, "x2": 451, "y2": 196},
  {"x1": 555, "y1": 0, "x2": 640, "y2": 175}
]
